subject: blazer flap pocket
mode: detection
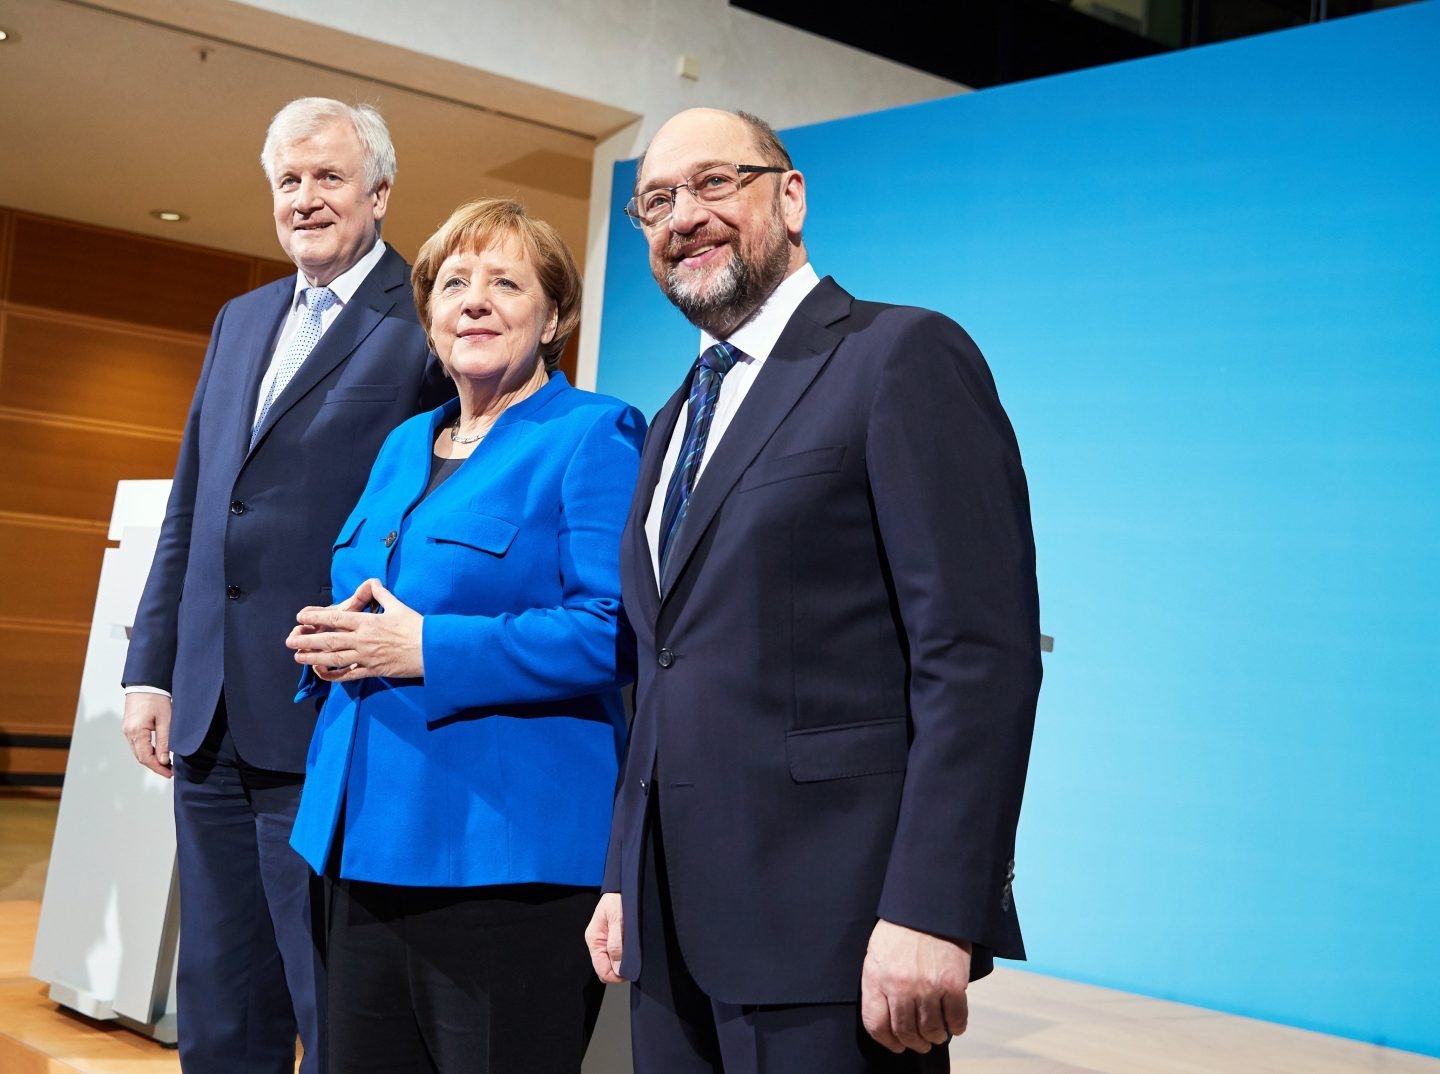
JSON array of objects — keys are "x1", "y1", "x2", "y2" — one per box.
[
  {"x1": 785, "y1": 718, "x2": 908, "y2": 783},
  {"x1": 426, "y1": 511, "x2": 519, "y2": 556},
  {"x1": 325, "y1": 384, "x2": 399, "y2": 404},
  {"x1": 739, "y1": 445, "x2": 845, "y2": 492},
  {"x1": 332, "y1": 514, "x2": 366, "y2": 550}
]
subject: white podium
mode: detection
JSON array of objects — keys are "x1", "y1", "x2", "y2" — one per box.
[{"x1": 31, "y1": 479, "x2": 179, "y2": 1042}]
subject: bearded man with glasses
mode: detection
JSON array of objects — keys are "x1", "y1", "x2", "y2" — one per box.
[{"x1": 586, "y1": 107, "x2": 1043, "y2": 1074}]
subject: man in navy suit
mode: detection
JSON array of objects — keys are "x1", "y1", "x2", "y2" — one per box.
[
  {"x1": 121, "y1": 97, "x2": 448, "y2": 1073},
  {"x1": 586, "y1": 108, "x2": 1042, "y2": 1073}
]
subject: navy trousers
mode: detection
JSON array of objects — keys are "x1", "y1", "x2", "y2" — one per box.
[
  {"x1": 171, "y1": 703, "x2": 324, "y2": 1074},
  {"x1": 629, "y1": 798, "x2": 950, "y2": 1074}
]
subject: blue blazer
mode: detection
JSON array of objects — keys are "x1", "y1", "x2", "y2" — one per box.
[
  {"x1": 290, "y1": 374, "x2": 646, "y2": 888},
  {"x1": 123, "y1": 245, "x2": 451, "y2": 770}
]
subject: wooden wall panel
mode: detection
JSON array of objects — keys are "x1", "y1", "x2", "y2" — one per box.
[
  {"x1": 8, "y1": 214, "x2": 252, "y2": 337},
  {"x1": 0, "y1": 415, "x2": 179, "y2": 521},
  {"x1": 0, "y1": 207, "x2": 311, "y2": 779},
  {"x1": 0, "y1": 518, "x2": 107, "y2": 627},
  {"x1": 0, "y1": 623, "x2": 89, "y2": 737},
  {"x1": 0, "y1": 745, "x2": 68, "y2": 781},
  {"x1": 252, "y1": 256, "x2": 296, "y2": 290},
  {"x1": 0, "y1": 312, "x2": 205, "y2": 431},
  {"x1": 0, "y1": 208, "x2": 12, "y2": 304}
]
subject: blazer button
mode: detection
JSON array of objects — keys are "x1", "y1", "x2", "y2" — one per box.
[
  {"x1": 639, "y1": 778, "x2": 648, "y2": 795},
  {"x1": 657, "y1": 648, "x2": 675, "y2": 668},
  {"x1": 383, "y1": 531, "x2": 398, "y2": 548},
  {"x1": 225, "y1": 584, "x2": 242, "y2": 600},
  {"x1": 229, "y1": 500, "x2": 246, "y2": 515}
]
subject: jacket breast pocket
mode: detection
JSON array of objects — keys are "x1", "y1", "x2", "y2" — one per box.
[
  {"x1": 785, "y1": 718, "x2": 908, "y2": 783},
  {"x1": 323, "y1": 384, "x2": 399, "y2": 405},
  {"x1": 425, "y1": 512, "x2": 519, "y2": 558},
  {"x1": 738, "y1": 445, "x2": 846, "y2": 493},
  {"x1": 332, "y1": 513, "x2": 366, "y2": 552}
]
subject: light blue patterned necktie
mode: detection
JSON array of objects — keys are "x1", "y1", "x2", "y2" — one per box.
[
  {"x1": 251, "y1": 286, "x2": 338, "y2": 447},
  {"x1": 658, "y1": 341, "x2": 741, "y2": 585}
]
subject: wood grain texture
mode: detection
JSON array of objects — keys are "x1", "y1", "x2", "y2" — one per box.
[
  {"x1": 0, "y1": 623, "x2": 88, "y2": 737},
  {"x1": 0, "y1": 311, "x2": 205, "y2": 431},
  {"x1": 8, "y1": 214, "x2": 252, "y2": 338},
  {"x1": 0, "y1": 208, "x2": 13, "y2": 305},
  {"x1": 0, "y1": 413, "x2": 179, "y2": 522},
  {"x1": 0, "y1": 515, "x2": 108, "y2": 627},
  {"x1": 250, "y1": 257, "x2": 296, "y2": 292}
]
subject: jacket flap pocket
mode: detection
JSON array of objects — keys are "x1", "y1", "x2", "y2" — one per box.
[
  {"x1": 427, "y1": 511, "x2": 519, "y2": 556},
  {"x1": 785, "y1": 718, "x2": 908, "y2": 783},
  {"x1": 324, "y1": 384, "x2": 399, "y2": 404},
  {"x1": 332, "y1": 514, "x2": 366, "y2": 550},
  {"x1": 739, "y1": 445, "x2": 845, "y2": 492}
]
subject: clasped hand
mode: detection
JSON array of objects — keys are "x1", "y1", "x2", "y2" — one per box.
[{"x1": 287, "y1": 578, "x2": 424, "y2": 682}]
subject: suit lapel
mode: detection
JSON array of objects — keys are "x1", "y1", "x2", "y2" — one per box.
[
  {"x1": 248, "y1": 246, "x2": 406, "y2": 452},
  {"x1": 627, "y1": 385, "x2": 688, "y2": 621},
  {"x1": 234, "y1": 279, "x2": 296, "y2": 451},
  {"x1": 658, "y1": 278, "x2": 853, "y2": 604}
]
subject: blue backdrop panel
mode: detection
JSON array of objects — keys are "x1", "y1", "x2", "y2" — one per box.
[{"x1": 598, "y1": 2, "x2": 1440, "y2": 1057}]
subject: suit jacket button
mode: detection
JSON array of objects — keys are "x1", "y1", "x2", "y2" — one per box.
[
  {"x1": 225, "y1": 585, "x2": 242, "y2": 600},
  {"x1": 639, "y1": 778, "x2": 648, "y2": 795},
  {"x1": 657, "y1": 648, "x2": 675, "y2": 668},
  {"x1": 384, "y1": 530, "x2": 398, "y2": 548},
  {"x1": 229, "y1": 500, "x2": 246, "y2": 515}
]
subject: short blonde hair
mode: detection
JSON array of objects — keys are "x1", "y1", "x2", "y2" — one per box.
[{"x1": 411, "y1": 198, "x2": 581, "y2": 371}]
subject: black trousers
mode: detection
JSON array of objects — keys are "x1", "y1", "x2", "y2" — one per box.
[
  {"x1": 326, "y1": 878, "x2": 604, "y2": 1074},
  {"x1": 630, "y1": 801, "x2": 950, "y2": 1074}
]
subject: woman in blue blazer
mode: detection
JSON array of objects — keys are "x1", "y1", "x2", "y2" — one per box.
[{"x1": 286, "y1": 197, "x2": 644, "y2": 1074}]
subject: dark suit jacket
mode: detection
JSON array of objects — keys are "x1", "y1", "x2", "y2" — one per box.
[
  {"x1": 605, "y1": 276, "x2": 1042, "y2": 1005},
  {"x1": 123, "y1": 244, "x2": 451, "y2": 772}
]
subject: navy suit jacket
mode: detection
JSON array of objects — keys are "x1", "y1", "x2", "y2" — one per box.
[
  {"x1": 605, "y1": 276, "x2": 1042, "y2": 1005},
  {"x1": 123, "y1": 244, "x2": 451, "y2": 771}
]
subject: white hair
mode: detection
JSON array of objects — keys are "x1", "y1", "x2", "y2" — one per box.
[{"x1": 260, "y1": 98, "x2": 396, "y2": 194}]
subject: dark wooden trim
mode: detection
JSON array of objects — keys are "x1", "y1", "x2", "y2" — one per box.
[
  {"x1": 0, "y1": 732, "x2": 72, "y2": 750},
  {"x1": 0, "y1": 772, "x2": 64, "y2": 788},
  {"x1": 0, "y1": 206, "x2": 13, "y2": 304}
]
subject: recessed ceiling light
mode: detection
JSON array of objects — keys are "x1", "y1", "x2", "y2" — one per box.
[
  {"x1": 150, "y1": 210, "x2": 188, "y2": 223},
  {"x1": 0, "y1": 29, "x2": 12, "y2": 42}
]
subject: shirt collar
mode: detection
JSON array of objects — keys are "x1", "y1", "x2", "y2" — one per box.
[
  {"x1": 700, "y1": 262, "x2": 821, "y2": 363},
  {"x1": 288, "y1": 236, "x2": 386, "y2": 312}
]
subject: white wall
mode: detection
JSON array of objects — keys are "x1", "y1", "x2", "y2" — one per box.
[{"x1": 226, "y1": 0, "x2": 963, "y2": 141}]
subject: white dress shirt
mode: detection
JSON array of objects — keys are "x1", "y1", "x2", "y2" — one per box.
[
  {"x1": 251, "y1": 236, "x2": 387, "y2": 427},
  {"x1": 645, "y1": 263, "x2": 822, "y2": 580}
]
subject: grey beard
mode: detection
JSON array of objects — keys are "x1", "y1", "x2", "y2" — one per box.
[{"x1": 661, "y1": 226, "x2": 790, "y2": 338}]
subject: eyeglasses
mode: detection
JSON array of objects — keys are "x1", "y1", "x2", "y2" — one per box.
[{"x1": 624, "y1": 163, "x2": 787, "y2": 229}]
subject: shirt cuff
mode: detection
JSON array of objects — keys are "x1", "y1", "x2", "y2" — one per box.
[{"x1": 123, "y1": 684, "x2": 173, "y2": 699}]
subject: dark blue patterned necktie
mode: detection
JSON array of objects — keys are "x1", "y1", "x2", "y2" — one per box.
[{"x1": 658, "y1": 341, "x2": 741, "y2": 583}]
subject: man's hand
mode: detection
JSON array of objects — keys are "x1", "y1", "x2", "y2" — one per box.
[
  {"x1": 585, "y1": 892, "x2": 626, "y2": 984},
  {"x1": 860, "y1": 919, "x2": 971, "y2": 1054},
  {"x1": 287, "y1": 578, "x2": 424, "y2": 681},
  {"x1": 121, "y1": 692, "x2": 174, "y2": 778}
]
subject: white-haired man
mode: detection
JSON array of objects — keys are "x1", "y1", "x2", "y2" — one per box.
[{"x1": 122, "y1": 97, "x2": 449, "y2": 1073}]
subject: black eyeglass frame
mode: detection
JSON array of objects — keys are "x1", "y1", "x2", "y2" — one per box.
[{"x1": 623, "y1": 163, "x2": 787, "y2": 230}]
